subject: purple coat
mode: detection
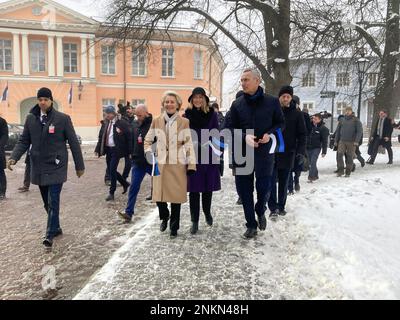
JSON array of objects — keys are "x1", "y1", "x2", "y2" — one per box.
[{"x1": 185, "y1": 109, "x2": 221, "y2": 193}]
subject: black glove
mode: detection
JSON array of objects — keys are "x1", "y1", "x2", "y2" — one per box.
[{"x1": 187, "y1": 169, "x2": 196, "y2": 176}]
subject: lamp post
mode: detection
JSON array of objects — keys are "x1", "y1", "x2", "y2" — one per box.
[
  {"x1": 78, "y1": 80, "x2": 84, "y2": 100},
  {"x1": 356, "y1": 56, "x2": 369, "y2": 119}
]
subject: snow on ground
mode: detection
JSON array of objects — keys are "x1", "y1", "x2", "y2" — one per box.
[{"x1": 75, "y1": 144, "x2": 400, "y2": 300}]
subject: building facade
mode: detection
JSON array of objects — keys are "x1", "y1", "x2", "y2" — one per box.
[{"x1": 0, "y1": 0, "x2": 225, "y2": 140}]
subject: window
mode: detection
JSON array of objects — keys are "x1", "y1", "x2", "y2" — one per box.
[
  {"x1": 302, "y1": 72, "x2": 315, "y2": 87},
  {"x1": 337, "y1": 102, "x2": 350, "y2": 115},
  {"x1": 63, "y1": 43, "x2": 78, "y2": 73},
  {"x1": 367, "y1": 73, "x2": 378, "y2": 87},
  {"x1": 101, "y1": 45, "x2": 115, "y2": 74},
  {"x1": 162, "y1": 48, "x2": 174, "y2": 77},
  {"x1": 194, "y1": 50, "x2": 203, "y2": 79},
  {"x1": 102, "y1": 98, "x2": 115, "y2": 111},
  {"x1": 336, "y1": 72, "x2": 350, "y2": 87},
  {"x1": 132, "y1": 48, "x2": 147, "y2": 76},
  {"x1": 132, "y1": 99, "x2": 145, "y2": 107},
  {"x1": 302, "y1": 102, "x2": 314, "y2": 113},
  {"x1": 0, "y1": 39, "x2": 12, "y2": 71},
  {"x1": 30, "y1": 41, "x2": 46, "y2": 72}
]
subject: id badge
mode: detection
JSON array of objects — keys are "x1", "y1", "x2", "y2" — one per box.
[{"x1": 49, "y1": 125, "x2": 55, "y2": 134}]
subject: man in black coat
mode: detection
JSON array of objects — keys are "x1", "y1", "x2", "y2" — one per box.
[
  {"x1": 117, "y1": 105, "x2": 153, "y2": 222},
  {"x1": 228, "y1": 68, "x2": 285, "y2": 239},
  {"x1": 0, "y1": 115, "x2": 8, "y2": 200},
  {"x1": 268, "y1": 86, "x2": 306, "y2": 219},
  {"x1": 95, "y1": 106, "x2": 131, "y2": 201},
  {"x1": 8, "y1": 87, "x2": 85, "y2": 248},
  {"x1": 367, "y1": 109, "x2": 394, "y2": 165}
]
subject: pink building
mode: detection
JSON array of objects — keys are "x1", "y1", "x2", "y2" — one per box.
[{"x1": 0, "y1": 0, "x2": 226, "y2": 140}]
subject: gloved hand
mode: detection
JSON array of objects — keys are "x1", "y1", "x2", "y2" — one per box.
[
  {"x1": 187, "y1": 169, "x2": 196, "y2": 176},
  {"x1": 7, "y1": 159, "x2": 16, "y2": 171},
  {"x1": 76, "y1": 170, "x2": 85, "y2": 178}
]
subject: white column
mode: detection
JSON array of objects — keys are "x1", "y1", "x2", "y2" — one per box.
[
  {"x1": 89, "y1": 37, "x2": 96, "y2": 78},
  {"x1": 47, "y1": 35, "x2": 55, "y2": 77},
  {"x1": 80, "y1": 37, "x2": 88, "y2": 78},
  {"x1": 21, "y1": 33, "x2": 29, "y2": 76},
  {"x1": 56, "y1": 35, "x2": 63, "y2": 77},
  {"x1": 12, "y1": 33, "x2": 21, "y2": 75}
]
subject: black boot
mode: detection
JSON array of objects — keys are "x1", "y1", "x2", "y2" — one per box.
[
  {"x1": 257, "y1": 214, "x2": 267, "y2": 231},
  {"x1": 170, "y1": 230, "x2": 178, "y2": 239},
  {"x1": 160, "y1": 219, "x2": 168, "y2": 232},
  {"x1": 204, "y1": 213, "x2": 213, "y2": 226},
  {"x1": 243, "y1": 228, "x2": 257, "y2": 239},
  {"x1": 190, "y1": 222, "x2": 199, "y2": 235},
  {"x1": 105, "y1": 194, "x2": 114, "y2": 201},
  {"x1": 122, "y1": 182, "x2": 130, "y2": 194}
]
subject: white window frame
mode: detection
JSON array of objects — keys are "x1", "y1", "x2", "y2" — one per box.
[
  {"x1": 132, "y1": 99, "x2": 146, "y2": 107},
  {"x1": 194, "y1": 50, "x2": 203, "y2": 79},
  {"x1": 102, "y1": 98, "x2": 116, "y2": 110},
  {"x1": 0, "y1": 39, "x2": 12, "y2": 71},
  {"x1": 132, "y1": 47, "x2": 147, "y2": 76},
  {"x1": 30, "y1": 40, "x2": 46, "y2": 73},
  {"x1": 367, "y1": 72, "x2": 378, "y2": 87},
  {"x1": 301, "y1": 72, "x2": 315, "y2": 87},
  {"x1": 101, "y1": 45, "x2": 116, "y2": 75},
  {"x1": 302, "y1": 102, "x2": 315, "y2": 113},
  {"x1": 162, "y1": 48, "x2": 174, "y2": 77},
  {"x1": 336, "y1": 101, "x2": 350, "y2": 115},
  {"x1": 63, "y1": 43, "x2": 78, "y2": 73},
  {"x1": 336, "y1": 72, "x2": 350, "y2": 87}
]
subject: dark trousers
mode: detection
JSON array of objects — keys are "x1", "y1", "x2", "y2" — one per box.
[
  {"x1": 157, "y1": 202, "x2": 181, "y2": 232},
  {"x1": 122, "y1": 156, "x2": 132, "y2": 180},
  {"x1": 0, "y1": 168, "x2": 6, "y2": 196},
  {"x1": 189, "y1": 192, "x2": 212, "y2": 223},
  {"x1": 355, "y1": 147, "x2": 365, "y2": 165},
  {"x1": 369, "y1": 137, "x2": 393, "y2": 163},
  {"x1": 105, "y1": 146, "x2": 128, "y2": 195},
  {"x1": 235, "y1": 173, "x2": 271, "y2": 229},
  {"x1": 125, "y1": 164, "x2": 152, "y2": 216},
  {"x1": 268, "y1": 167, "x2": 291, "y2": 212},
  {"x1": 307, "y1": 148, "x2": 321, "y2": 179},
  {"x1": 39, "y1": 184, "x2": 63, "y2": 239},
  {"x1": 23, "y1": 156, "x2": 31, "y2": 188},
  {"x1": 288, "y1": 170, "x2": 301, "y2": 193}
]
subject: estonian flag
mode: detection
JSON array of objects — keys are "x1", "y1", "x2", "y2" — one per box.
[
  {"x1": 151, "y1": 153, "x2": 160, "y2": 176},
  {"x1": 1, "y1": 82, "x2": 8, "y2": 102},
  {"x1": 67, "y1": 83, "x2": 73, "y2": 105},
  {"x1": 269, "y1": 128, "x2": 285, "y2": 154}
]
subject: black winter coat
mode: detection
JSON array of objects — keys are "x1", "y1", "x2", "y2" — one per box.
[
  {"x1": 132, "y1": 115, "x2": 153, "y2": 167},
  {"x1": 227, "y1": 87, "x2": 285, "y2": 177},
  {"x1": 307, "y1": 122, "x2": 330, "y2": 154},
  {"x1": 95, "y1": 118, "x2": 133, "y2": 159},
  {"x1": 10, "y1": 105, "x2": 84, "y2": 186},
  {"x1": 0, "y1": 117, "x2": 8, "y2": 170},
  {"x1": 275, "y1": 101, "x2": 307, "y2": 170},
  {"x1": 369, "y1": 117, "x2": 393, "y2": 148}
]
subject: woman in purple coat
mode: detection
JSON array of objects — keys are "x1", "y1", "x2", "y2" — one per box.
[{"x1": 184, "y1": 87, "x2": 221, "y2": 235}]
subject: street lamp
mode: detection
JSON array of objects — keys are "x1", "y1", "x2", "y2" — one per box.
[
  {"x1": 78, "y1": 80, "x2": 84, "y2": 100},
  {"x1": 356, "y1": 56, "x2": 369, "y2": 119}
]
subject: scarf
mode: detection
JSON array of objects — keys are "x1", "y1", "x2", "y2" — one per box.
[
  {"x1": 244, "y1": 86, "x2": 264, "y2": 102},
  {"x1": 163, "y1": 111, "x2": 179, "y2": 135}
]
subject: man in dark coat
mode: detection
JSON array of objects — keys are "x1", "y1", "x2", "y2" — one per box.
[
  {"x1": 228, "y1": 68, "x2": 285, "y2": 239},
  {"x1": 8, "y1": 87, "x2": 85, "y2": 248},
  {"x1": 117, "y1": 105, "x2": 153, "y2": 223},
  {"x1": 0, "y1": 115, "x2": 8, "y2": 200},
  {"x1": 367, "y1": 109, "x2": 394, "y2": 165},
  {"x1": 95, "y1": 106, "x2": 131, "y2": 201},
  {"x1": 268, "y1": 86, "x2": 306, "y2": 219}
]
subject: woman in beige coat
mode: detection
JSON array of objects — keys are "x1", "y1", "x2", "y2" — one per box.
[{"x1": 144, "y1": 91, "x2": 196, "y2": 238}]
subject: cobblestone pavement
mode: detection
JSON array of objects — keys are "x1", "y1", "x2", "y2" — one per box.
[{"x1": 0, "y1": 145, "x2": 153, "y2": 300}]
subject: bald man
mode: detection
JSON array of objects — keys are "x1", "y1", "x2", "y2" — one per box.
[{"x1": 117, "y1": 105, "x2": 153, "y2": 222}]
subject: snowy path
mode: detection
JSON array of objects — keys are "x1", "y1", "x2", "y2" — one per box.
[{"x1": 75, "y1": 145, "x2": 400, "y2": 300}]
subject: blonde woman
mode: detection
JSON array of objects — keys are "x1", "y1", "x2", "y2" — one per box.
[{"x1": 144, "y1": 91, "x2": 196, "y2": 238}]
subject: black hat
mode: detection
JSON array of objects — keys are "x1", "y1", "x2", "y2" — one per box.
[
  {"x1": 188, "y1": 87, "x2": 210, "y2": 104},
  {"x1": 278, "y1": 85, "x2": 293, "y2": 98},
  {"x1": 37, "y1": 87, "x2": 53, "y2": 101},
  {"x1": 293, "y1": 95, "x2": 300, "y2": 105}
]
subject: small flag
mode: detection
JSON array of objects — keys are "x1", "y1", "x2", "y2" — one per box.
[
  {"x1": 67, "y1": 83, "x2": 73, "y2": 105},
  {"x1": 208, "y1": 141, "x2": 223, "y2": 157},
  {"x1": 1, "y1": 82, "x2": 8, "y2": 102},
  {"x1": 211, "y1": 137, "x2": 228, "y2": 150},
  {"x1": 151, "y1": 153, "x2": 160, "y2": 176},
  {"x1": 268, "y1": 128, "x2": 285, "y2": 154}
]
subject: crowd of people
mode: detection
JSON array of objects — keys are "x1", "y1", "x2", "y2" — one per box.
[{"x1": 0, "y1": 68, "x2": 399, "y2": 248}]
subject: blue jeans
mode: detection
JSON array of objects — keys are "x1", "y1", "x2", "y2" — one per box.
[
  {"x1": 268, "y1": 167, "x2": 291, "y2": 212},
  {"x1": 307, "y1": 148, "x2": 321, "y2": 179},
  {"x1": 235, "y1": 173, "x2": 271, "y2": 229},
  {"x1": 39, "y1": 184, "x2": 63, "y2": 239},
  {"x1": 125, "y1": 164, "x2": 152, "y2": 216},
  {"x1": 105, "y1": 147, "x2": 128, "y2": 195}
]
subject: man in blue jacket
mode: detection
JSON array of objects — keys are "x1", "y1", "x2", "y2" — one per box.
[{"x1": 228, "y1": 68, "x2": 285, "y2": 239}]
